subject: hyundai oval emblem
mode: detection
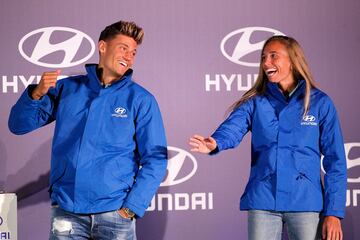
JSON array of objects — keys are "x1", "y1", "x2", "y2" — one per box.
[
  {"x1": 18, "y1": 26, "x2": 95, "y2": 68},
  {"x1": 220, "y1": 26, "x2": 285, "y2": 67},
  {"x1": 161, "y1": 146, "x2": 198, "y2": 186},
  {"x1": 345, "y1": 142, "x2": 360, "y2": 183}
]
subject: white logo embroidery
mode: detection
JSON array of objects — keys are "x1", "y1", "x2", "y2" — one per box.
[
  {"x1": 220, "y1": 27, "x2": 285, "y2": 67},
  {"x1": 301, "y1": 115, "x2": 317, "y2": 126},
  {"x1": 112, "y1": 107, "x2": 128, "y2": 118},
  {"x1": 161, "y1": 146, "x2": 198, "y2": 187},
  {"x1": 18, "y1": 26, "x2": 95, "y2": 68}
]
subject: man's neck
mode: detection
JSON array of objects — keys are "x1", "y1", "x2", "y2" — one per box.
[{"x1": 96, "y1": 67, "x2": 122, "y2": 86}]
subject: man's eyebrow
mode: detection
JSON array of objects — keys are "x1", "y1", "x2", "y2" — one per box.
[
  {"x1": 118, "y1": 42, "x2": 137, "y2": 52},
  {"x1": 118, "y1": 42, "x2": 129, "y2": 47}
]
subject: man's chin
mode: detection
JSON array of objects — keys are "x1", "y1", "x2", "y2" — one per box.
[{"x1": 116, "y1": 70, "x2": 127, "y2": 77}]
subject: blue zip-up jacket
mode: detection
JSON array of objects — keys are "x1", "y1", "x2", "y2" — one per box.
[
  {"x1": 8, "y1": 64, "x2": 168, "y2": 217},
  {"x1": 211, "y1": 80, "x2": 347, "y2": 218}
]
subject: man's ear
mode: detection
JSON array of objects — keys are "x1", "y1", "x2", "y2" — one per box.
[{"x1": 98, "y1": 40, "x2": 106, "y2": 54}]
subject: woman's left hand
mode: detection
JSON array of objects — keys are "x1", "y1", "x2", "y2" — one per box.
[{"x1": 322, "y1": 216, "x2": 342, "y2": 240}]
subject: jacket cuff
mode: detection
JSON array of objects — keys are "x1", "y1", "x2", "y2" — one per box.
[
  {"x1": 209, "y1": 146, "x2": 220, "y2": 155},
  {"x1": 23, "y1": 85, "x2": 46, "y2": 104},
  {"x1": 322, "y1": 209, "x2": 345, "y2": 219}
]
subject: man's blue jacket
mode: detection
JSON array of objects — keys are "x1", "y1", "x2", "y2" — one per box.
[
  {"x1": 212, "y1": 80, "x2": 347, "y2": 218},
  {"x1": 9, "y1": 64, "x2": 168, "y2": 217}
]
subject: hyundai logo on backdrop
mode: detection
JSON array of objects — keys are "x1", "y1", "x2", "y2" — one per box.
[
  {"x1": 319, "y1": 142, "x2": 360, "y2": 207},
  {"x1": 220, "y1": 26, "x2": 285, "y2": 67},
  {"x1": 345, "y1": 142, "x2": 360, "y2": 183},
  {"x1": 161, "y1": 146, "x2": 198, "y2": 186},
  {"x1": 206, "y1": 27, "x2": 285, "y2": 92},
  {"x1": 18, "y1": 26, "x2": 95, "y2": 68},
  {"x1": 345, "y1": 142, "x2": 360, "y2": 207},
  {"x1": 147, "y1": 146, "x2": 213, "y2": 211},
  {"x1": 321, "y1": 142, "x2": 360, "y2": 183}
]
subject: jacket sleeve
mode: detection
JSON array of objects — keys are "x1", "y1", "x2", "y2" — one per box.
[
  {"x1": 122, "y1": 94, "x2": 168, "y2": 218},
  {"x1": 319, "y1": 96, "x2": 347, "y2": 218},
  {"x1": 8, "y1": 84, "x2": 58, "y2": 135},
  {"x1": 211, "y1": 99, "x2": 253, "y2": 154}
]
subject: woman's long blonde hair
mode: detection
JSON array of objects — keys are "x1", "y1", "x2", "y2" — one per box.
[{"x1": 228, "y1": 36, "x2": 316, "y2": 117}]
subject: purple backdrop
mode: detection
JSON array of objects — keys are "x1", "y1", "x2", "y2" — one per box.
[{"x1": 1, "y1": 0, "x2": 359, "y2": 239}]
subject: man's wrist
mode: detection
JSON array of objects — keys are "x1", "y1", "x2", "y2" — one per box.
[{"x1": 30, "y1": 88, "x2": 42, "y2": 100}]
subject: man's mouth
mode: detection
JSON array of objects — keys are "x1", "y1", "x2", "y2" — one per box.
[{"x1": 119, "y1": 61, "x2": 128, "y2": 68}]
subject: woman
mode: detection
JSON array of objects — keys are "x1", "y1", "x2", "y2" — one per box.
[{"x1": 189, "y1": 36, "x2": 347, "y2": 240}]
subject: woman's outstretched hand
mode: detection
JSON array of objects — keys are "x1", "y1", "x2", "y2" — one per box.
[{"x1": 189, "y1": 134, "x2": 217, "y2": 154}]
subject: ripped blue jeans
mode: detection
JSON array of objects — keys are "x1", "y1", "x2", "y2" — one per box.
[{"x1": 49, "y1": 206, "x2": 136, "y2": 240}]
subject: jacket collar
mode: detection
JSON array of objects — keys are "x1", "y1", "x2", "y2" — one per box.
[
  {"x1": 85, "y1": 64, "x2": 133, "y2": 92},
  {"x1": 265, "y1": 79, "x2": 306, "y2": 116},
  {"x1": 265, "y1": 79, "x2": 306, "y2": 103}
]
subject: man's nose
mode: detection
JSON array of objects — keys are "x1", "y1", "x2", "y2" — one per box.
[{"x1": 124, "y1": 51, "x2": 132, "y2": 60}]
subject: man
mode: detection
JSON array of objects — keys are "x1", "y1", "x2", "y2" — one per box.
[{"x1": 9, "y1": 20, "x2": 168, "y2": 240}]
